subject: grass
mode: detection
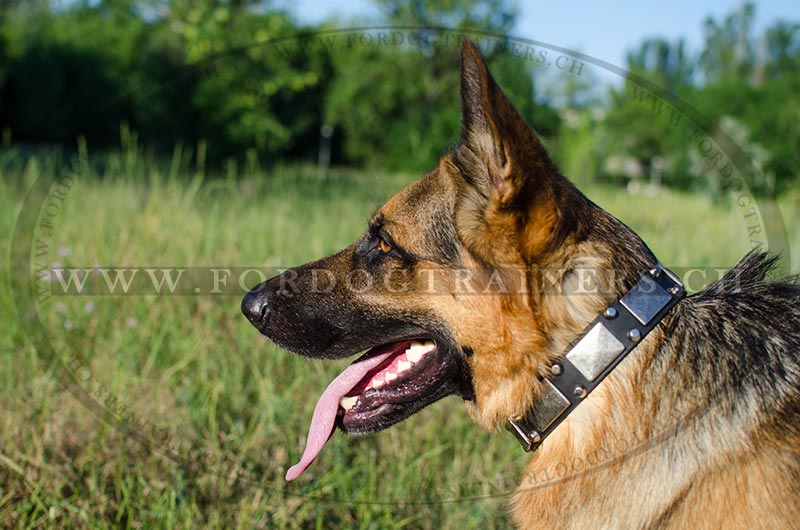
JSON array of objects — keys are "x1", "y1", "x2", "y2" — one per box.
[{"x1": 0, "y1": 146, "x2": 798, "y2": 529}]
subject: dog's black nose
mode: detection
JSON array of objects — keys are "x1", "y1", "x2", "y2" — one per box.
[{"x1": 241, "y1": 284, "x2": 271, "y2": 329}]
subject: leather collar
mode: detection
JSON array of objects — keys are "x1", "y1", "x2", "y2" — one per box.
[{"x1": 506, "y1": 264, "x2": 686, "y2": 451}]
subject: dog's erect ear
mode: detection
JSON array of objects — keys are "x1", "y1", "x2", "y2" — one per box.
[{"x1": 457, "y1": 40, "x2": 554, "y2": 206}]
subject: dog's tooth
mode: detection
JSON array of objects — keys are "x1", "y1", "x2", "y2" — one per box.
[
  {"x1": 406, "y1": 349, "x2": 424, "y2": 363},
  {"x1": 407, "y1": 341, "x2": 434, "y2": 362},
  {"x1": 407, "y1": 342, "x2": 424, "y2": 353},
  {"x1": 397, "y1": 360, "x2": 412, "y2": 373},
  {"x1": 385, "y1": 371, "x2": 398, "y2": 383},
  {"x1": 339, "y1": 396, "x2": 358, "y2": 411},
  {"x1": 372, "y1": 374, "x2": 385, "y2": 388}
]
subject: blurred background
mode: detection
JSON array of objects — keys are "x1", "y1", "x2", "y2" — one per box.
[
  {"x1": 1, "y1": 0, "x2": 798, "y2": 193},
  {"x1": 1, "y1": 1, "x2": 799, "y2": 529}
]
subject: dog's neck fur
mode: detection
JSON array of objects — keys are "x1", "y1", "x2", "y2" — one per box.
[
  {"x1": 511, "y1": 336, "x2": 668, "y2": 528},
  {"x1": 510, "y1": 255, "x2": 800, "y2": 529}
]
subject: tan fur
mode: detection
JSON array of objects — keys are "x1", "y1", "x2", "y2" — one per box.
[{"x1": 503, "y1": 333, "x2": 799, "y2": 529}]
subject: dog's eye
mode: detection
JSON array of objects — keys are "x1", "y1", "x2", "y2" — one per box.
[{"x1": 379, "y1": 238, "x2": 392, "y2": 254}]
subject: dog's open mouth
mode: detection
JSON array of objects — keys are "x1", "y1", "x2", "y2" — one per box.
[{"x1": 285, "y1": 338, "x2": 469, "y2": 481}]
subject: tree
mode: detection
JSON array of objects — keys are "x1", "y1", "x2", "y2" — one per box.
[
  {"x1": 698, "y1": 2, "x2": 756, "y2": 84},
  {"x1": 373, "y1": 0, "x2": 516, "y2": 33},
  {"x1": 0, "y1": 0, "x2": 331, "y2": 164},
  {"x1": 133, "y1": 1, "x2": 332, "y2": 161},
  {"x1": 764, "y1": 21, "x2": 800, "y2": 80},
  {"x1": 626, "y1": 37, "x2": 694, "y2": 92},
  {"x1": 323, "y1": 0, "x2": 557, "y2": 171}
]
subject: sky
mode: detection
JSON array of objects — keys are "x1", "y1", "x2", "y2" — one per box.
[{"x1": 285, "y1": 0, "x2": 799, "y2": 71}]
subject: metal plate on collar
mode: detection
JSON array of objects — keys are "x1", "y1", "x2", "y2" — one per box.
[
  {"x1": 566, "y1": 322, "x2": 625, "y2": 381},
  {"x1": 620, "y1": 274, "x2": 672, "y2": 325},
  {"x1": 530, "y1": 379, "x2": 570, "y2": 432}
]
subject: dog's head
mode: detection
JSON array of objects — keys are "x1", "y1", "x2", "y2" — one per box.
[{"x1": 242, "y1": 40, "x2": 655, "y2": 478}]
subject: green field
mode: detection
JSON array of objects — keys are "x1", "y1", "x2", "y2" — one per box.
[{"x1": 1, "y1": 150, "x2": 799, "y2": 529}]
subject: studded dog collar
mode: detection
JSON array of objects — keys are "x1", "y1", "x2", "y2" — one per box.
[{"x1": 506, "y1": 265, "x2": 686, "y2": 452}]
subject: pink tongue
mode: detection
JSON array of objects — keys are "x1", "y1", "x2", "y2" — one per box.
[{"x1": 285, "y1": 350, "x2": 395, "y2": 481}]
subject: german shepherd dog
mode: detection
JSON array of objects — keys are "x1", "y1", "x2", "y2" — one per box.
[{"x1": 242, "y1": 40, "x2": 800, "y2": 528}]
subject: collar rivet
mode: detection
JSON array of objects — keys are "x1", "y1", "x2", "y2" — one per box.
[
  {"x1": 551, "y1": 363, "x2": 563, "y2": 376},
  {"x1": 627, "y1": 328, "x2": 642, "y2": 342},
  {"x1": 573, "y1": 385, "x2": 587, "y2": 399},
  {"x1": 603, "y1": 307, "x2": 618, "y2": 319}
]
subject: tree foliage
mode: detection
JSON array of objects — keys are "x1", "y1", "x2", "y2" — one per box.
[
  {"x1": 0, "y1": 1, "x2": 797, "y2": 193},
  {"x1": 594, "y1": 2, "x2": 799, "y2": 195},
  {"x1": 0, "y1": 0, "x2": 330, "y2": 162}
]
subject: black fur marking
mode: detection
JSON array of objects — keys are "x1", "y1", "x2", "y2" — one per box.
[{"x1": 654, "y1": 251, "x2": 800, "y2": 441}]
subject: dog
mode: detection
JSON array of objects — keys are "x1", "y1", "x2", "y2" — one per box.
[{"x1": 242, "y1": 40, "x2": 800, "y2": 529}]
